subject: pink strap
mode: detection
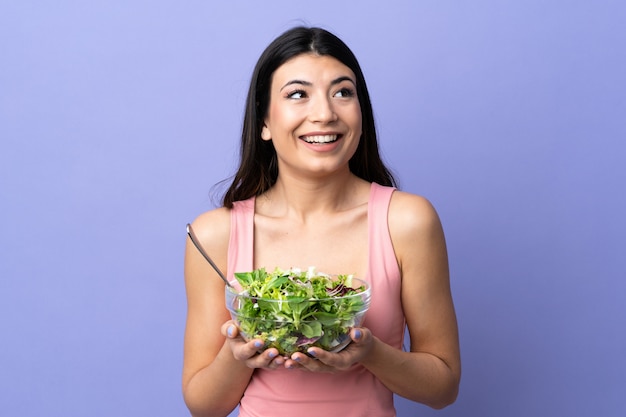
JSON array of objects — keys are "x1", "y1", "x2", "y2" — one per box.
[{"x1": 227, "y1": 197, "x2": 255, "y2": 280}]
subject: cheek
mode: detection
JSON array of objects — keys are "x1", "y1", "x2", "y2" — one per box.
[{"x1": 267, "y1": 103, "x2": 296, "y2": 130}]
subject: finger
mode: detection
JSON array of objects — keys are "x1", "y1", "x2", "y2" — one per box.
[
  {"x1": 264, "y1": 348, "x2": 281, "y2": 363},
  {"x1": 351, "y1": 327, "x2": 373, "y2": 345},
  {"x1": 232, "y1": 338, "x2": 264, "y2": 361},
  {"x1": 289, "y1": 352, "x2": 321, "y2": 371},
  {"x1": 351, "y1": 327, "x2": 364, "y2": 342},
  {"x1": 269, "y1": 352, "x2": 285, "y2": 367},
  {"x1": 290, "y1": 352, "x2": 310, "y2": 365},
  {"x1": 221, "y1": 321, "x2": 239, "y2": 338},
  {"x1": 243, "y1": 346, "x2": 281, "y2": 369},
  {"x1": 305, "y1": 346, "x2": 353, "y2": 371},
  {"x1": 305, "y1": 347, "x2": 328, "y2": 362},
  {"x1": 283, "y1": 357, "x2": 303, "y2": 370}
]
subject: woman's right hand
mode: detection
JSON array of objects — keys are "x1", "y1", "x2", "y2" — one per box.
[{"x1": 221, "y1": 320, "x2": 286, "y2": 369}]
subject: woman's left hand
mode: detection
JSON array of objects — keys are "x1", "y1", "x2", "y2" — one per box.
[{"x1": 284, "y1": 327, "x2": 374, "y2": 372}]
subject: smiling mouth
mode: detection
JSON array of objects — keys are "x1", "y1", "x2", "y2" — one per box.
[{"x1": 301, "y1": 134, "x2": 340, "y2": 144}]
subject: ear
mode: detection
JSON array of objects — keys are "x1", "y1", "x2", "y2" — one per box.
[{"x1": 261, "y1": 124, "x2": 272, "y2": 141}]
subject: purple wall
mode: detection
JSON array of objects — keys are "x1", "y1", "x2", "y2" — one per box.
[{"x1": 1, "y1": 2, "x2": 625, "y2": 416}]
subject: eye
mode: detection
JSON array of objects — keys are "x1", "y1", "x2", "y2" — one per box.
[
  {"x1": 334, "y1": 87, "x2": 355, "y2": 98},
  {"x1": 286, "y1": 89, "x2": 307, "y2": 99}
]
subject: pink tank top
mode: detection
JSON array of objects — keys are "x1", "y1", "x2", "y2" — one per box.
[{"x1": 228, "y1": 183, "x2": 404, "y2": 417}]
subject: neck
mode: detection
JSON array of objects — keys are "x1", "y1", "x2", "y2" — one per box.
[{"x1": 259, "y1": 171, "x2": 369, "y2": 220}]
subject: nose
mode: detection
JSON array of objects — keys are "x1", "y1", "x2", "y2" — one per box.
[{"x1": 309, "y1": 95, "x2": 337, "y2": 123}]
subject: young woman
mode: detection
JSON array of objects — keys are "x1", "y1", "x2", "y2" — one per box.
[{"x1": 183, "y1": 27, "x2": 460, "y2": 417}]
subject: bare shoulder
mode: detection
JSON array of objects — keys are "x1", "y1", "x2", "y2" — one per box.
[
  {"x1": 190, "y1": 207, "x2": 231, "y2": 246},
  {"x1": 387, "y1": 191, "x2": 447, "y2": 271},
  {"x1": 388, "y1": 191, "x2": 443, "y2": 237},
  {"x1": 187, "y1": 207, "x2": 231, "y2": 272}
]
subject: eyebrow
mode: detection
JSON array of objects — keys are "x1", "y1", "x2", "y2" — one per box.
[{"x1": 280, "y1": 76, "x2": 356, "y2": 91}]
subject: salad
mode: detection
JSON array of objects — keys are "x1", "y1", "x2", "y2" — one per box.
[{"x1": 228, "y1": 267, "x2": 370, "y2": 355}]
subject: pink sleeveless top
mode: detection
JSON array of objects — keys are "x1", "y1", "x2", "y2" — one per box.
[{"x1": 228, "y1": 183, "x2": 405, "y2": 417}]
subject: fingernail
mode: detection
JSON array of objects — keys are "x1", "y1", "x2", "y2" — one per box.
[{"x1": 354, "y1": 329, "x2": 362, "y2": 340}]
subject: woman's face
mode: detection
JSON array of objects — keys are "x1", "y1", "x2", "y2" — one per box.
[{"x1": 262, "y1": 53, "x2": 362, "y2": 180}]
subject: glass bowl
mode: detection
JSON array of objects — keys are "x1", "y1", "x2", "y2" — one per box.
[{"x1": 225, "y1": 275, "x2": 371, "y2": 356}]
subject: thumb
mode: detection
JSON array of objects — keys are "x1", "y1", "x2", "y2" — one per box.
[
  {"x1": 351, "y1": 327, "x2": 364, "y2": 342},
  {"x1": 221, "y1": 321, "x2": 239, "y2": 338}
]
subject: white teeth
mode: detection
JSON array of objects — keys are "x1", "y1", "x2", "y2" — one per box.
[{"x1": 302, "y1": 134, "x2": 338, "y2": 143}]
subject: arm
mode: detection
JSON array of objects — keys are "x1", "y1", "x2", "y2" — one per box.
[
  {"x1": 181, "y1": 209, "x2": 254, "y2": 417},
  {"x1": 365, "y1": 192, "x2": 460, "y2": 407},
  {"x1": 291, "y1": 192, "x2": 461, "y2": 409}
]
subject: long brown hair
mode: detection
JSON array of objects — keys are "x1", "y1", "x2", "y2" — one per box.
[{"x1": 222, "y1": 27, "x2": 396, "y2": 208}]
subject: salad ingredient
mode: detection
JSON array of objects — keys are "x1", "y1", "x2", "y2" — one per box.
[{"x1": 229, "y1": 267, "x2": 369, "y2": 355}]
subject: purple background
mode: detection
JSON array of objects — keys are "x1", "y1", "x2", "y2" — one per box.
[{"x1": 1, "y1": 1, "x2": 625, "y2": 416}]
